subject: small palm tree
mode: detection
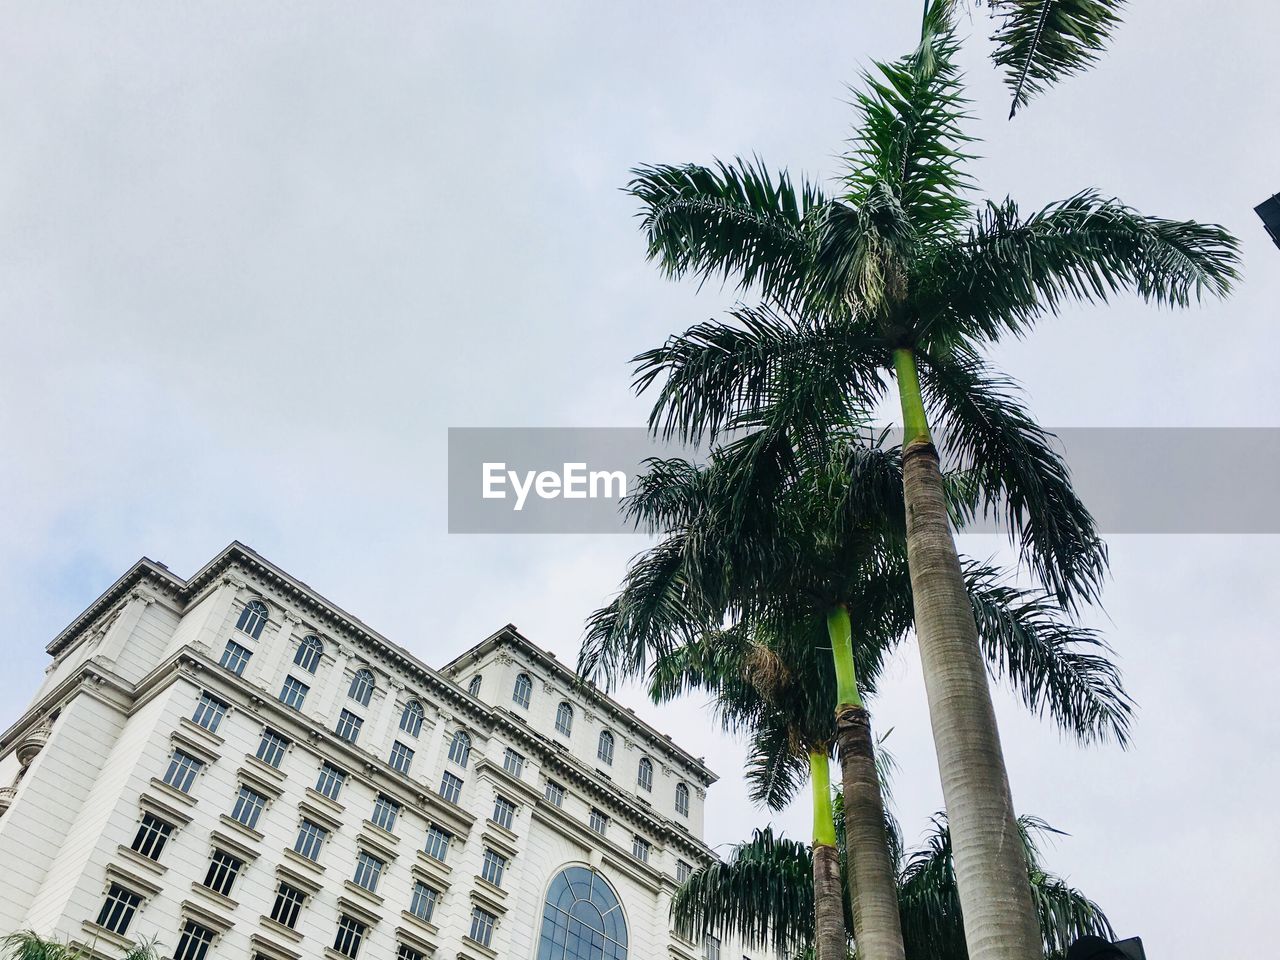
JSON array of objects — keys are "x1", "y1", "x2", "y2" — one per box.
[
  {"x1": 622, "y1": 4, "x2": 1236, "y2": 955},
  {"x1": 2, "y1": 932, "x2": 158, "y2": 960}
]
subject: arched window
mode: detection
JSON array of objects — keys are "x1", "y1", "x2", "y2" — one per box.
[
  {"x1": 554, "y1": 702, "x2": 574, "y2": 737},
  {"x1": 400, "y1": 699, "x2": 425, "y2": 737},
  {"x1": 538, "y1": 866, "x2": 627, "y2": 960},
  {"x1": 467, "y1": 675, "x2": 482, "y2": 697},
  {"x1": 348, "y1": 668, "x2": 375, "y2": 707},
  {"x1": 596, "y1": 730, "x2": 614, "y2": 765},
  {"x1": 675, "y1": 782, "x2": 690, "y2": 817},
  {"x1": 637, "y1": 758, "x2": 653, "y2": 792},
  {"x1": 512, "y1": 673, "x2": 532, "y2": 709},
  {"x1": 294, "y1": 635, "x2": 324, "y2": 673},
  {"x1": 448, "y1": 730, "x2": 472, "y2": 768},
  {"x1": 236, "y1": 599, "x2": 269, "y2": 639}
]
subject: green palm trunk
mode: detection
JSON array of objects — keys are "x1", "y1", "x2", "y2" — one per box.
[
  {"x1": 825, "y1": 604, "x2": 906, "y2": 960},
  {"x1": 809, "y1": 751, "x2": 846, "y2": 960},
  {"x1": 893, "y1": 347, "x2": 1042, "y2": 960}
]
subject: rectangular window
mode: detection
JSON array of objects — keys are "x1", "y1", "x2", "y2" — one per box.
[
  {"x1": 705, "y1": 935, "x2": 722, "y2": 960},
  {"x1": 131, "y1": 812, "x2": 173, "y2": 860},
  {"x1": 632, "y1": 836, "x2": 651, "y2": 863},
  {"x1": 352, "y1": 850, "x2": 384, "y2": 893},
  {"x1": 544, "y1": 780, "x2": 565, "y2": 807},
  {"x1": 439, "y1": 771, "x2": 463, "y2": 805},
  {"x1": 676, "y1": 859, "x2": 692, "y2": 885},
  {"x1": 203, "y1": 849, "x2": 243, "y2": 897},
  {"x1": 219, "y1": 639, "x2": 253, "y2": 677},
  {"x1": 371, "y1": 794, "x2": 400, "y2": 832},
  {"x1": 423, "y1": 825, "x2": 451, "y2": 863},
  {"x1": 480, "y1": 848, "x2": 507, "y2": 887},
  {"x1": 175, "y1": 920, "x2": 215, "y2": 960},
  {"x1": 502, "y1": 747, "x2": 525, "y2": 778},
  {"x1": 334, "y1": 915, "x2": 367, "y2": 959},
  {"x1": 492, "y1": 795, "x2": 516, "y2": 831},
  {"x1": 279, "y1": 675, "x2": 310, "y2": 711},
  {"x1": 192, "y1": 692, "x2": 229, "y2": 733},
  {"x1": 315, "y1": 762, "x2": 347, "y2": 801},
  {"x1": 96, "y1": 883, "x2": 142, "y2": 935},
  {"x1": 408, "y1": 880, "x2": 439, "y2": 922},
  {"x1": 270, "y1": 882, "x2": 306, "y2": 929},
  {"x1": 335, "y1": 708, "x2": 364, "y2": 744},
  {"x1": 230, "y1": 785, "x2": 268, "y2": 830},
  {"x1": 588, "y1": 808, "x2": 608, "y2": 836},
  {"x1": 162, "y1": 749, "x2": 204, "y2": 793},
  {"x1": 388, "y1": 740, "x2": 415, "y2": 775},
  {"x1": 294, "y1": 819, "x2": 328, "y2": 861},
  {"x1": 398, "y1": 946, "x2": 426, "y2": 960},
  {"x1": 469, "y1": 907, "x2": 497, "y2": 948},
  {"x1": 256, "y1": 729, "x2": 289, "y2": 768}
]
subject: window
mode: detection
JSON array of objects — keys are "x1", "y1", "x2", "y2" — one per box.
[
  {"x1": 353, "y1": 850, "x2": 384, "y2": 893},
  {"x1": 467, "y1": 675, "x2": 482, "y2": 697},
  {"x1": 544, "y1": 780, "x2": 565, "y2": 807},
  {"x1": 408, "y1": 879, "x2": 439, "y2": 922},
  {"x1": 400, "y1": 699, "x2": 425, "y2": 737},
  {"x1": 389, "y1": 740, "x2": 415, "y2": 774},
  {"x1": 675, "y1": 782, "x2": 691, "y2": 817},
  {"x1": 162, "y1": 749, "x2": 203, "y2": 793},
  {"x1": 632, "y1": 836, "x2": 651, "y2": 863},
  {"x1": 279, "y1": 675, "x2": 310, "y2": 711},
  {"x1": 236, "y1": 599, "x2": 269, "y2": 639},
  {"x1": 294, "y1": 634, "x2": 324, "y2": 673},
  {"x1": 271, "y1": 882, "x2": 306, "y2": 929},
  {"x1": 447, "y1": 730, "x2": 472, "y2": 767},
  {"x1": 705, "y1": 935, "x2": 721, "y2": 960},
  {"x1": 588, "y1": 808, "x2": 608, "y2": 835},
  {"x1": 637, "y1": 757, "x2": 653, "y2": 792},
  {"x1": 469, "y1": 907, "x2": 497, "y2": 948},
  {"x1": 131, "y1": 812, "x2": 173, "y2": 860},
  {"x1": 371, "y1": 794, "x2": 400, "y2": 832},
  {"x1": 334, "y1": 915, "x2": 367, "y2": 959},
  {"x1": 230, "y1": 785, "x2": 268, "y2": 830},
  {"x1": 502, "y1": 747, "x2": 525, "y2": 778},
  {"x1": 597, "y1": 730, "x2": 614, "y2": 765},
  {"x1": 203, "y1": 849, "x2": 243, "y2": 897},
  {"x1": 315, "y1": 762, "x2": 347, "y2": 801},
  {"x1": 492, "y1": 795, "x2": 516, "y2": 830},
  {"x1": 554, "y1": 702, "x2": 574, "y2": 737},
  {"x1": 538, "y1": 865, "x2": 628, "y2": 960},
  {"x1": 481, "y1": 847, "x2": 507, "y2": 887},
  {"x1": 220, "y1": 639, "x2": 253, "y2": 676},
  {"x1": 676, "y1": 859, "x2": 692, "y2": 885},
  {"x1": 256, "y1": 729, "x2": 289, "y2": 768},
  {"x1": 335, "y1": 709, "x2": 364, "y2": 744},
  {"x1": 423, "y1": 825, "x2": 451, "y2": 862},
  {"x1": 294, "y1": 819, "x2": 328, "y2": 861},
  {"x1": 439, "y1": 771, "x2": 463, "y2": 805},
  {"x1": 512, "y1": 672, "x2": 532, "y2": 708},
  {"x1": 399, "y1": 946, "x2": 426, "y2": 960},
  {"x1": 175, "y1": 920, "x2": 215, "y2": 960},
  {"x1": 348, "y1": 668, "x2": 375, "y2": 706},
  {"x1": 192, "y1": 692, "x2": 229, "y2": 733},
  {"x1": 96, "y1": 883, "x2": 142, "y2": 935}
]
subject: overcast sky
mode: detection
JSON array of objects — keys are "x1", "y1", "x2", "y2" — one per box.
[{"x1": 2, "y1": 2, "x2": 1277, "y2": 956}]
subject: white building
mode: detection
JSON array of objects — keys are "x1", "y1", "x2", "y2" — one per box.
[{"x1": 0, "y1": 542, "x2": 738, "y2": 960}]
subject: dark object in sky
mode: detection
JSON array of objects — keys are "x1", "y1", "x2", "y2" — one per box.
[
  {"x1": 1256, "y1": 193, "x2": 1280, "y2": 249},
  {"x1": 1067, "y1": 935, "x2": 1147, "y2": 960}
]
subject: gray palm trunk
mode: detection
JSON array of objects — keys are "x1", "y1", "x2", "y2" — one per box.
[
  {"x1": 812, "y1": 842, "x2": 847, "y2": 960},
  {"x1": 901, "y1": 440, "x2": 1042, "y2": 960},
  {"x1": 834, "y1": 705, "x2": 906, "y2": 960}
]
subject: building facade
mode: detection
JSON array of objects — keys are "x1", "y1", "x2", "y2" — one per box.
[{"x1": 0, "y1": 543, "x2": 737, "y2": 960}]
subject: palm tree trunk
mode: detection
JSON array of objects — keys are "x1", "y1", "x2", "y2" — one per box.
[
  {"x1": 827, "y1": 605, "x2": 906, "y2": 960},
  {"x1": 892, "y1": 346, "x2": 1042, "y2": 960},
  {"x1": 810, "y1": 750, "x2": 847, "y2": 960}
]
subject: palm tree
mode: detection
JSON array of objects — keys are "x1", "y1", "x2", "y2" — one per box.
[
  {"x1": 621, "y1": 4, "x2": 1237, "y2": 955},
  {"x1": 582, "y1": 435, "x2": 1131, "y2": 960},
  {"x1": 2, "y1": 931, "x2": 158, "y2": 960},
  {"x1": 673, "y1": 813, "x2": 1114, "y2": 960}
]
